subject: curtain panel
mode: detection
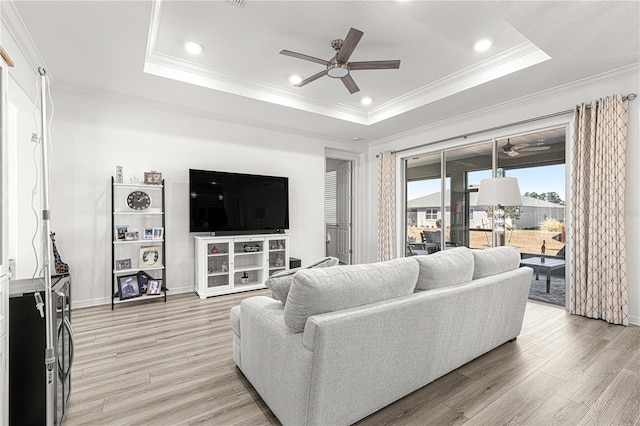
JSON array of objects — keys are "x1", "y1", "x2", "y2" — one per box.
[
  {"x1": 571, "y1": 94, "x2": 629, "y2": 325},
  {"x1": 377, "y1": 151, "x2": 396, "y2": 261}
]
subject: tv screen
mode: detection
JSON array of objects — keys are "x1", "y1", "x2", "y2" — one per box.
[{"x1": 189, "y1": 169, "x2": 289, "y2": 233}]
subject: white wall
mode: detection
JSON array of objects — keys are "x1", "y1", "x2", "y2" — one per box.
[
  {"x1": 13, "y1": 91, "x2": 364, "y2": 307},
  {"x1": 367, "y1": 67, "x2": 640, "y2": 324}
]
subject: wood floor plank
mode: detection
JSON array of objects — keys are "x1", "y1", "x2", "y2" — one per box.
[
  {"x1": 464, "y1": 371, "x2": 564, "y2": 425},
  {"x1": 556, "y1": 347, "x2": 630, "y2": 406},
  {"x1": 63, "y1": 291, "x2": 640, "y2": 426},
  {"x1": 578, "y1": 368, "x2": 640, "y2": 426},
  {"x1": 520, "y1": 393, "x2": 589, "y2": 425}
]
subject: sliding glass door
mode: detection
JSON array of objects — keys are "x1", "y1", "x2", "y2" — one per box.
[{"x1": 404, "y1": 127, "x2": 567, "y2": 306}]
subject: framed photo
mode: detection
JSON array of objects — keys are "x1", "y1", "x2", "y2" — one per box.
[
  {"x1": 124, "y1": 231, "x2": 139, "y2": 241},
  {"x1": 147, "y1": 279, "x2": 162, "y2": 295},
  {"x1": 139, "y1": 245, "x2": 162, "y2": 268},
  {"x1": 116, "y1": 225, "x2": 128, "y2": 241},
  {"x1": 143, "y1": 228, "x2": 154, "y2": 240},
  {"x1": 115, "y1": 259, "x2": 131, "y2": 271},
  {"x1": 117, "y1": 274, "x2": 140, "y2": 300},
  {"x1": 137, "y1": 271, "x2": 154, "y2": 293},
  {"x1": 114, "y1": 166, "x2": 124, "y2": 184},
  {"x1": 144, "y1": 172, "x2": 154, "y2": 184},
  {"x1": 144, "y1": 171, "x2": 163, "y2": 185},
  {"x1": 152, "y1": 227, "x2": 164, "y2": 240}
]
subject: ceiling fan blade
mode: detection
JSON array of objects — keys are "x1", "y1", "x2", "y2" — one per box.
[
  {"x1": 513, "y1": 143, "x2": 530, "y2": 150},
  {"x1": 349, "y1": 60, "x2": 401, "y2": 70},
  {"x1": 280, "y1": 50, "x2": 329, "y2": 65},
  {"x1": 521, "y1": 146, "x2": 551, "y2": 152},
  {"x1": 336, "y1": 28, "x2": 363, "y2": 63},
  {"x1": 294, "y1": 70, "x2": 327, "y2": 87},
  {"x1": 507, "y1": 150, "x2": 520, "y2": 157},
  {"x1": 341, "y1": 74, "x2": 360, "y2": 94}
]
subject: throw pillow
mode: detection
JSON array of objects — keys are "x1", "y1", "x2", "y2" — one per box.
[
  {"x1": 472, "y1": 246, "x2": 521, "y2": 279},
  {"x1": 414, "y1": 246, "x2": 474, "y2": 291},
  {"x1": 265, "y1": 256, "x2": 339, "y2": 304},
  {"x1": 284, "y1": 257, "x2": 419, "y2": 333}
]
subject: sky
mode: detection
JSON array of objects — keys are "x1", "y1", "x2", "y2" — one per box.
[{"x1": 407, "y1": 164, "x2": 566, "y2": 202}]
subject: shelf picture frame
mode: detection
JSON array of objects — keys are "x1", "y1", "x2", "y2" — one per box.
[
  {"x1": 115, "y1": 259, "x2": 131, "y2": 271},
  {"x1": 143, "y1": 228, "x2": 154, "y2": 240},
  {"x1": 116, "y1": 225, "x2": 128, "y2": 241},
  {"x1": 124, "y1": 231, "x2": 139, "y2": 241},
  {"x1": 152, "y1": 227, "x2": 164, "y2": 240},
  {"x1": 117, "y1": 274, "x2": 141, "y2": 300},
  {"x1": 147, "y1": 279, "x2": 162, "y2": 295},
  {"x1": 137, "y1": 271, "x2": 154, "y2": 293},
  {"x1": 139, "y1": 245, "x2": 162, "y2": 269}
]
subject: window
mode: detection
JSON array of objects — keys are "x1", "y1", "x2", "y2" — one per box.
[
  {"x1": 325, "y1": 170, "x2": 337, "y2": 225},
  {"x1": 424, "y1": 208, "x2": 438, "y2": 219}
]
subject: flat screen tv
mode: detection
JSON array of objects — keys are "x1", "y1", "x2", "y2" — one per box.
[{"x1": 189, "y1": 169, "x2": 289, "y2": 234}]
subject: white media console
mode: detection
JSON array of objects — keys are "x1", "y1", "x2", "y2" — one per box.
[{"x1": 194, "y1": 234, "x2": 290, "y2": 298}]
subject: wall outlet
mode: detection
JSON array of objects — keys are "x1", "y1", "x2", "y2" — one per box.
[{"x1": 31, "y1": 133, "x2": 39, "y2": 143}]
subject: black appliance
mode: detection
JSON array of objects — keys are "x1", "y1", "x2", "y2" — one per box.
[
  {"x1": 9, "y1": 274, "x2": 73, "y2": 426},
  {"x1": 189, "y1": 169, "x2": 289, "y2": 234}
]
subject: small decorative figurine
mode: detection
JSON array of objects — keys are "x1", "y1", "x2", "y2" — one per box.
[
  {"x1": 275, "y1": 255, "x2": 284, "y2": 268},
  {"x1": 241, "y1": 272, "x2": 250, "y2": 284},
  {"x1": 221, "y1": 261, "x2": 228, "y2": 272}
]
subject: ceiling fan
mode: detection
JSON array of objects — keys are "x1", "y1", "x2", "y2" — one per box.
[
  {"x1": 280, "y1": 28, "x2": 401, "y2": 94},
  {"x1": 501, "y1": 139, "x2": 551, "y2": 157}
]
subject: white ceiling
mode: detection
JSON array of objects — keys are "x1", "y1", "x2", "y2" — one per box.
[{"x1": 10, "y1": 1, "x2": 640, "y2": 144}]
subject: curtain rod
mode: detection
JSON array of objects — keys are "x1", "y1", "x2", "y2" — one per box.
[{"x1": 378, "y1": 93, "x2": 637, "y2": 157}]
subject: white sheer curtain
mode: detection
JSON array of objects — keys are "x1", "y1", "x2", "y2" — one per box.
[
  {"x1": 377, "y1": 151, "x2": 396, "y2": 261},
  {"x1": 571, "y1": 94, "x2": 629, "y2": 325}
]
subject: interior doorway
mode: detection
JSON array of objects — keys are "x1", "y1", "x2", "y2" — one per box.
[{"x1": 325, "y1": 158, "x2": 352, "y2": 265}]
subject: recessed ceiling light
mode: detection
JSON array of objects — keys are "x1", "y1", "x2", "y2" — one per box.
[
  {"x1": 185, "y1": 41, "x2": 203, "y2": 55},
  {"x1": 289, "y1": 75, "x2": 302, "y2": 85},
  {"x1": 474, "y1": 39, "x2": 492, "y2": 52},
  {"x1": 361, "y1": 97, "x2": 373, "y2": 105}
]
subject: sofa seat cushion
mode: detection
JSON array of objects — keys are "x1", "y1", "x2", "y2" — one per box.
[
  {"x1": 472, "y1": 246, "x2": 521, "y2": 279},
  {"x1": 265, "y1": 257, "x2": 339, "y2": 304},
  {"x1": 414, "y1": 246, "x2": 474, "y2": 291},
  {"x1": 284, "y1": 257, "x2": 419, "y2": 332}
]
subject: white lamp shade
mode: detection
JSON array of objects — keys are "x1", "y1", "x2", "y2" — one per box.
[{"x1": 476, "y1": 177, "x2": 523, "y2": 206}]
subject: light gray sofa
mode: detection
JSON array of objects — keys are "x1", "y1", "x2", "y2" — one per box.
[{"x1": 230, "y1": 246, "x2": 533, "y2": 426}]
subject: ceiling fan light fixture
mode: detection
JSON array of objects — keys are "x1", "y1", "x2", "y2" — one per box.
[
  {"x1": 184, "y1": 41, "x2": 203, "y2": 55},
  {"x1": 327, "y1": 63, "x2": 349, "y2": 78},
  {"x1": 474, "y1": 39, "x2": 492, "y2": 52}
]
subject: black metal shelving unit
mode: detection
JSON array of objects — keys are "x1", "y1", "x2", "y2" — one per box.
[{"x1": 111, "y1": 177, "x2": 167, "y2": 309}]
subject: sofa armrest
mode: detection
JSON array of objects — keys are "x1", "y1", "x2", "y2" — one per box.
[{"x1": 239, "y1": 296, "x2": 315, "y2": 426}]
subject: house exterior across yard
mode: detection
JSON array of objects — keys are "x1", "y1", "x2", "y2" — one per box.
[{"x1": 407, "y1": 189, "x2": 564, "y2": 230}]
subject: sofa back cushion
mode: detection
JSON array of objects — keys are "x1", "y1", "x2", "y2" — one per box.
[
  {"x1": 284, "y1": 257, "x2": 419, "y2": 332},
  {"x1": 472, "y1": 246, "x2": 521, "y2": 279},
  {"x1": 414, "y1": 246, "x2": 474, "y2": 291},
  {"x1": 265, "y1": 257, "x2": 339, "y2": 304}
]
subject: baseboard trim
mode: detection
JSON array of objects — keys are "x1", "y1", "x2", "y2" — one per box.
[
  {"x1": 71, "y1": 286, "x2": 195, "y2": 309},
  {"x1": 630, "y1": 315, "x2": 639, "y2": 326}
]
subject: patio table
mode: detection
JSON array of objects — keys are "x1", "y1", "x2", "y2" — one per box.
[{"x1": 519, "y1": 257, "x2": 566, "y2": 293}]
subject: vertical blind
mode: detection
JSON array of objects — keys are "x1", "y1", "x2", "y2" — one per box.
[{"x1": 325, "y1": 170, "x2": 337, "y2": 225}]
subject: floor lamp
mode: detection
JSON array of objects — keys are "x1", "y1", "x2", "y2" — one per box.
[{"x1": 476, "y1": 177, "x2": 522, "y2": 247}]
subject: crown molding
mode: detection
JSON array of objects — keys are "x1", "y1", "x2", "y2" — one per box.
[
  {"x1": 50, "y1": 82, "x2": 349, "y2": 144},
  {"x1": 143, "y1": 52, "x2": 368, "y2": 125},
  {"x1": 367, "y1": 41, "x2": 551, "y2": 125},
  {"x1": 1, "y1": 0, "x2": 52, "y2": 80},
  {"x1": 368, "y1": 62, "x2": 640, "y2": 147}
]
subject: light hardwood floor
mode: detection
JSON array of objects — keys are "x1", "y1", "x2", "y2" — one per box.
[{"x1": 64, "y1": 291, "x2": 640, "y2": 426}]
